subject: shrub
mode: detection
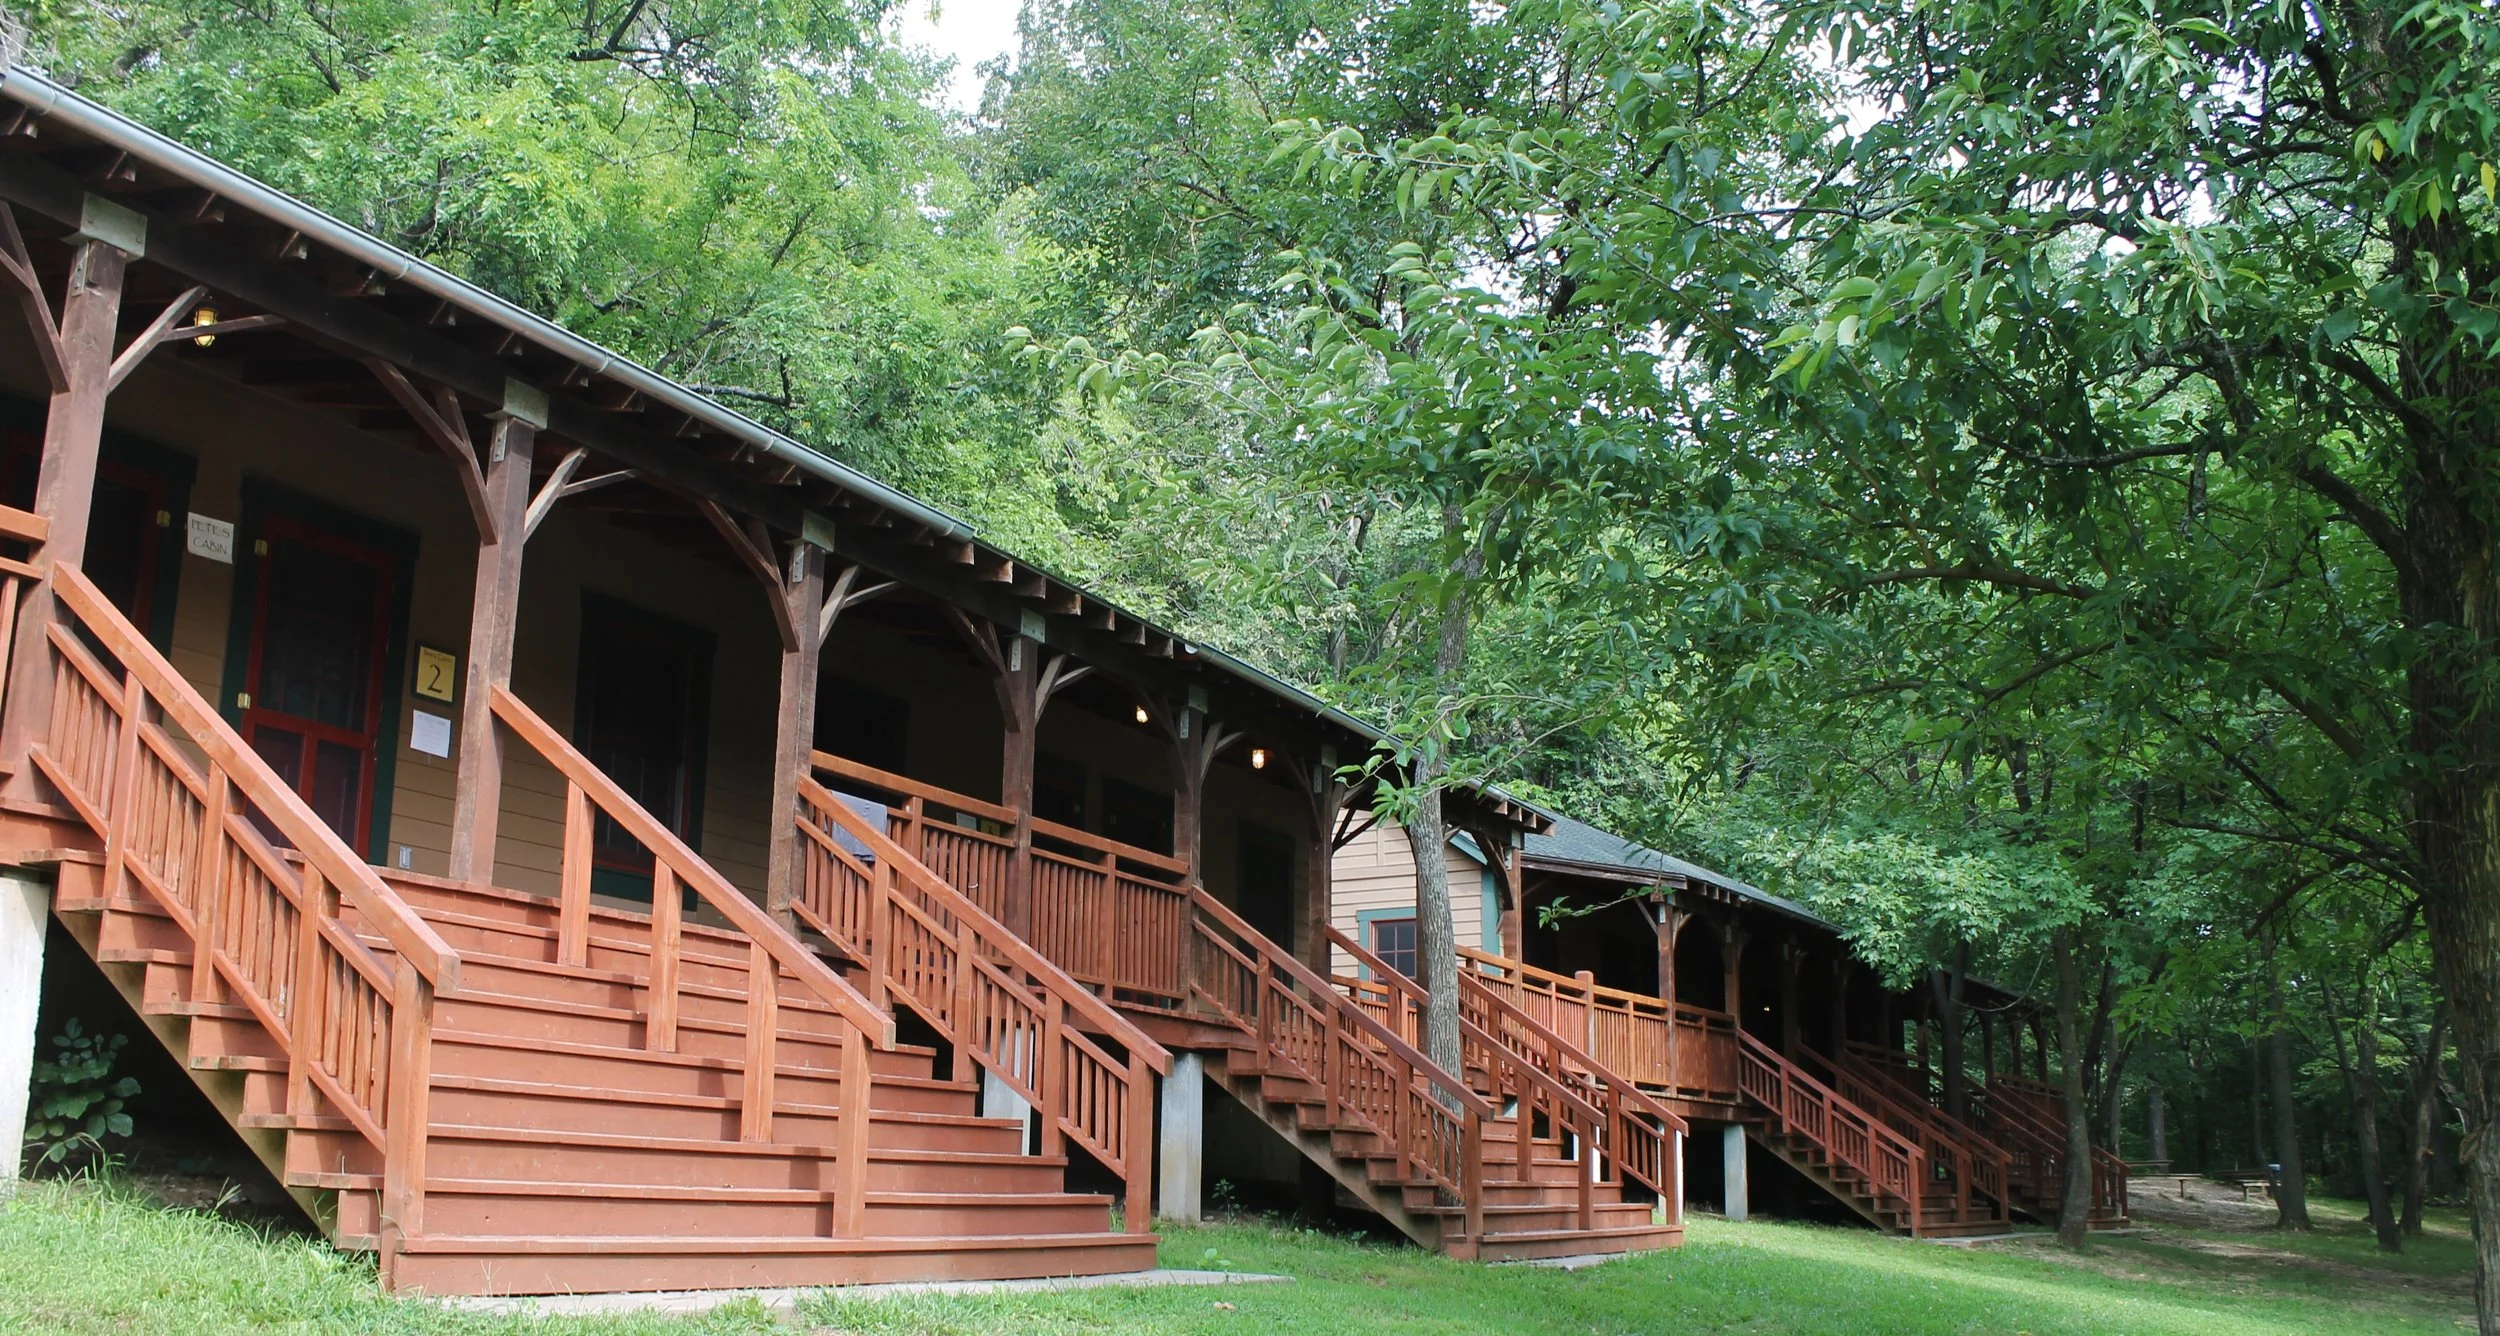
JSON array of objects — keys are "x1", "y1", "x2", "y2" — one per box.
[{"x1": 22, "y1": 1018, "x2": 139, "y2": 1174}]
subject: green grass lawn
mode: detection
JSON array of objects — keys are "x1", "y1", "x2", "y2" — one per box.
[{"x1": 0, "y1": 1176, "x2": 2474, "y2": 1335}]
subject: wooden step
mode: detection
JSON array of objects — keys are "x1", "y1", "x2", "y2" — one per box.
[
  {"x1": 289, "y1": 1125, "x2": 1071, "y2": 1194},
  {"x1": 1475, "y1": 1221, "x2": 1681, "y2": 1262},
  {"x1": 388, "y1": 1231, "x2": 1160, "y2": 1296},
  {"x1": 428, "y1": 1074, "x2": 1025, "y2": 1152},
  {"x1": 427, "y1": 1029, "x2": 971, "y2": 1114},
  {"x1": 412, "y1": 1178, "x2": 1115, "y2": 1238}
]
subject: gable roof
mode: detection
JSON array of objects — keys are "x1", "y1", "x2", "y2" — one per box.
[{"x1": 1524, "y1": 814, "x2": 1827, "y2": 930}]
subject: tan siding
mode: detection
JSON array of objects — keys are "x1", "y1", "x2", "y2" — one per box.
[{"x1": 1328, "y1": 818, "x2": 1487, "y2": 976}]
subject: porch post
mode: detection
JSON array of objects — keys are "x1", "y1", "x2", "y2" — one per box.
[
  {"x1": 1655, "y1": 896, "x2": 1683, "y2": 1087},
  {"x1": 1168, "y1": 696, "x2": 1208, "y2": 882},
  {"x1": 1981, "y1": 1009, "x2": 1997, "y2": 1082},
  {"x1": 1297, "y1": 754, "x2": 1349, "y2": 975},
  {"x1": 3, "y1": 224, "x2": 133, "y2": 778},
  {"x1": 1829, "y1": 957, "x2": 1848, "y2": 1057},
  {"x1": 1722, "y1": 921, "x2": 1748, "y2": 1030},
  {"x1": 0, "y1": 869, "x2": 46, "y2": 1185},
  {"x1": 1779, "y1": 938, "x2": 1803, "y2": 1058},
  {"x1": 446, "y1": 412, "x2": 538, "y2": 884},
  {"x1": 998, "y1": 634, "x2": 1041, "y2": 939},
  {"x1": 763, "y1": 543, "x2": 827, "y2": 922}
]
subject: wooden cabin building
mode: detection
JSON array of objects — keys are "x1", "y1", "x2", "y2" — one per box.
[
  {"x1": 1334, "y1": 814, "x2": 2132, "y2": 1236},
  {"x1": 0, "y1": 63, "x2": 1719, "y2": 1295}
]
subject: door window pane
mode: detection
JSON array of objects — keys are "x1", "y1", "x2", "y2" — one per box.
[{"x1": 258, "y1": 533, "x2": 382, "y2": 730}]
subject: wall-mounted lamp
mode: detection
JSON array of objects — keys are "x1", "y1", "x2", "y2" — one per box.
[
  {"x1": 1133, "y1": 704, "x2": 1150, "y2": 725},
  {"x1": 1249, "y1": 747, "x2": 1267, "y2": 770},
  {"x1": 190, "y1": 306, "x2": 220, "y2": 348}
]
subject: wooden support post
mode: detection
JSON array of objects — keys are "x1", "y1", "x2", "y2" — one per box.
[
  {"x1": 1981, "y1": 1008, "x2": 1997, "y2": 1082},
  {"x1": 381, "y1": 965, "x2": 436, "y2": 1254},
  {"x1": 1779, "y1": 939, "x2": 1803, "y2": 1059},
  {"x1": 186, "y1": 771, "x2": 230, "y2": 1004},
  {"x1": 287, "y1": 868, "x2": 332, "y2": 1121},
  {"x1": 3, "y1": 231, "x2": 130, "y2": 779},
  {"x1": 1722, "y1": 922, "x2": 1748, "y2": 1033},
  {"x1": 1829, "y1": 957, "x2": 1849, "y2": 1056},
  {"x1": 446, "y1": 414, "x2": 537, "y2": 883},
  {"x1": 647, "y1": 864, "x2": 681, "y2": 1051},
  {"x1": 1656, "y1": 898, "x2": 1683, "y2": 1089},
  {"x1": 834, "y1": 1024, "x2": 873, "y2": 1235},
  {"x1": 1297, "y1": 757, "x2": 1350, "y2": 975},
  {"x1": 764, "y1": 543, "x2": 825, "y2": 922},
  {"x1": 999, "y1": 635, "x2": 1040, "y2": 940},
  {"x1": 1125, "y1": 1052, "x2": 1154, "y2": 1233},
  {"x1": 557, "y1": 782, "x2": 591, "y2": 968},
  {"x1": 742, "y1": 939, "x2": 778, "y2": 1142}
]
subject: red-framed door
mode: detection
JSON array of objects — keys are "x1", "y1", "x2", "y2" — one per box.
[{"x1": 237, "y1": 513, "x2": 395, "y2": 851}]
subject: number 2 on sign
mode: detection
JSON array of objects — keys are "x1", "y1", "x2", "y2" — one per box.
[{"x1": 415, "y1": 646, "x2": 458, "y2": 703}]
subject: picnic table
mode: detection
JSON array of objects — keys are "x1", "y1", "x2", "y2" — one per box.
[{"x1": 2214, "y1": 1169, "x2": 2275, "y2": 1202}]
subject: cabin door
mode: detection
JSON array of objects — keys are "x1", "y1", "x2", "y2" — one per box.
[{"x1": 236, "y1": 513, "x2": 396, "y2": 853}]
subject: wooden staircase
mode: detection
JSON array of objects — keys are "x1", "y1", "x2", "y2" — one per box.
[
  {"x1": 792, "y1": 753, "x2": 1686, "y2": 1263},
  {"x1": 11, "y1": 563, "x2": 1157, "y2": 1294},
  {"x1": 1843, "y1": 1042, "x2": 2128, "y2": 1229},
  {"x1": 1735, "y1": 1030, "x2": 2008, "y2": 1237}
]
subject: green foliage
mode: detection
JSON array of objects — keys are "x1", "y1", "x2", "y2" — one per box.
[{"x1": 22, "y1": 1019, "x2": 138, "y2": 1172}]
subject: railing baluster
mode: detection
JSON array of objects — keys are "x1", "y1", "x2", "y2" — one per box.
[
  {"x1": 187, "y1": 770, "x2": 230, "y2": 1004},
  {"x1": 742, "y1": 940, "x2": 778, "y2": 1142},
  {"x1": 558, "y1": 781, "x2": 591, "y2": 968},
  {"x1": 835, "y1": 1027, "x2": 873, "y2": 1236},
  {"x1": 647, "y1": 863, "x2": 680, "y2": 1051},
  {"x1": 287, "y1": 868, "x2": 332, "y2": 1120}
]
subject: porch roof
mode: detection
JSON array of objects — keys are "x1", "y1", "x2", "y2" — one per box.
[
  {"x1": 0, "y1": 58, "x2": 1544, "y2": 836},
  {"x1": 1524, "y1": 814, "x2": 1828, "y2": 931}
]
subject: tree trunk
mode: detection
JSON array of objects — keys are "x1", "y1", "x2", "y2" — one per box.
[
  {"x1": 2330, "y1": 978, "x2": 2401, "y2": 1251},
  {"x1": 2266, "y1": 1007, "x2": 2313, "y2": 1229},
  {"x1": 2406, "y1": 1004, "x2": 2448, "y2": 1237},
  {"x1": 1405, "y1": 780, "x2": 1463, "y2": 1087},
  {"x1": 1930, "y1": 946, "x2": 1970, "y2": 1122},
  {"x1": 2054, "y1": 926, "x2": 2093, "y2": 1247},
  {"x1": 1406, "y1": 504, "x2": 1481, "y2": 1090},
  {"x1": 2148, "y1": 1080, "x2": 2168, "y2": 1164}
]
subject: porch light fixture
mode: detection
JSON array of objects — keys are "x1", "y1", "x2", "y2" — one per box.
[
  {"x1": 1133, "y1": 705, "x2": 1150, "y2": 724},
  {"x1": 1249, "y1": 747, "x2": 1267, "y2": 770},
  {"x1": 190, "y1": 306, "x2": 219, "y2": 347}
]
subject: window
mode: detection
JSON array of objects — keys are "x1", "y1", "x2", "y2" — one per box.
[
  {"x1": 1371, "y1": 916, "x2": 1418, "y2": 980},
  {"x1": 1034, "y1": 752, "x2": 1086, "y2": 828},
  {"x1": 1099, "y1": 775, "x2": 1173, "y2": 853},
  {"x1": 817, "y1": 675, "x2": 908, "y2": 775},
  {"x1": 575, "y1": 596, "x2": 712, "y2": 897}
]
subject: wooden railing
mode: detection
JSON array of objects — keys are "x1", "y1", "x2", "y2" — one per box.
[
  {"x1": 1191, "y1": 890, "x2": 1489, "y2": 1243},
  {"x1": 1454, "y1": 947, "x2": 1739, "y2": 1102},
  {"x1": 1735, "y1": 1029, "x2": 1929, "y2": 1233},
  {"x1": 1974, "y1": 1071, "x2": 2129, "y2": 1221},
  {"x1": 31, "y1": 563, "x2": 460, "y2": 1248},
  {"x1": 1811, "y1": 1047, "x2": 2010, "y2": 1224},
  {"x1": 1331, "y1": 929, "x2": 1685, "y2": 1222},
  {"x1": 789, "y1": 774, "x2": 1169, "y2": 1233},
  {"x1": 0, "y1": 503, "x2": 46, "y2": 749},
  {"x1": 485, "y1": 688, "x2": 897, "y2": 1232},
  {"x1": 810, "y1": 752, "x2": 1192, "y2": 1007}
]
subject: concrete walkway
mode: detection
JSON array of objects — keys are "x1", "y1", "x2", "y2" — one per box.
[{"x1": 446, "y1": 1267, "x2": 1290, "y2": 1319}]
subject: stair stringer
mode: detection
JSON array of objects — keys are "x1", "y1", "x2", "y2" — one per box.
[
  {"x1": 1201, "y1": 1051, "x2": 1454, "y2": 1255},
  {"x1": 37, "y1": 855, "x2": 342, "y2": 1239},
  {"x1": 1739, "y1": 1117, "x2": 1901, "y2": 1234}
]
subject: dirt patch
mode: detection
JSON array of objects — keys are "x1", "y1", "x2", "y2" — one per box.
[{"x1": 2124, "y1": 1176, "x2": 2282, "y2": 1230}]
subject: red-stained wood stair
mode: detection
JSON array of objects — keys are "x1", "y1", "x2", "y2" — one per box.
[{"x1": 8, "y1": 564, "x2": 1156, "y2": 1294}]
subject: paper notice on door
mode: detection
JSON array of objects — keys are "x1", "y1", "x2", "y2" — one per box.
[{"x1": 410, "y1": 710, "x2": 452, "y2": 758}]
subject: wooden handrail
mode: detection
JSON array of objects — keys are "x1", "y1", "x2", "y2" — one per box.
[
  {"x1": 33, "y1": 561, "x2": 454, "y2": 1250},
  {"x1": 0, "y1": 503, "x2": 50, "y2": 546},
  {"x1": 801, "y1": 777, "x2": 1171, "y2": 1073},
  {"x1": 810, "y1": 749, "x2": 1018, "y2": 825},
  {"x1": 1327, "y1": 929, "x2": 1607, "y2": 1126},
  {"x1": 52, "y1": 566, "x2": 462, "y2": 992},
  {"x1": 811, "y1": 748, "x2": 1192, "y2": 877},
  {"x1": 1455, "y1": 945, "x2": 1729, "y2": 1027},
  {"x1": 493, "y1": 688, "x2": 893, "y2": 1047},
  {"x1": 1197, "y1": 890, "x2": 1492, "y2": 1119}
]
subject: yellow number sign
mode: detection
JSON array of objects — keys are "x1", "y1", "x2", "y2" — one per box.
[{"x1": 415, "y1": 645, "x2": 458, "y2": 703}]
